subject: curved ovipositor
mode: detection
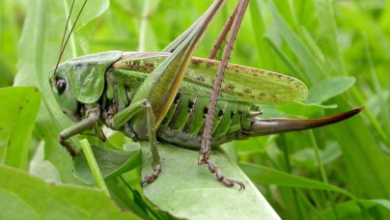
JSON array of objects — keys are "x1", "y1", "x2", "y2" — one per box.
[{"x1": 245, "y1": 107, "x2": 364, "y2": 136}]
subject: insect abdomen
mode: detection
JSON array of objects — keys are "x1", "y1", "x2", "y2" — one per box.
[{"x1": 157, "y1": 93, "x2": 257, "y2": 148}]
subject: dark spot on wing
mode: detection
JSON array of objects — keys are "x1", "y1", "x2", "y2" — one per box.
[
  {"x1": 244, "y1": 89, "x2": 252, "y2": 94},
  {"x1": 196, "y1": 75, "x2": 205, "y2": 82},
  {"x1": 226, "y1": 83, "x2": 235, "y2": 90}
]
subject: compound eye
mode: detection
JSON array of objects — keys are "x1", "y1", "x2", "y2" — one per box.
[{"x1": 56, "y1": 79, "x2": 67, "y2": 95}]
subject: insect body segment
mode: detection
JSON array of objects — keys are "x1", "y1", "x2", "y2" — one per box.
[{"x1": 157, "y1": 93, "x2": 258, "y2": 148}]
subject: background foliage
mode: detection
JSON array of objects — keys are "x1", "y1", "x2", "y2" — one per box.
[{"x1": 1, "y1": 0, "x2": 390, "y2": 219}]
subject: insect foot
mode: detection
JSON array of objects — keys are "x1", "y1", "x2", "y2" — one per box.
[
  {"x1": 141, "y1": 164, "x2": 162, "y2": 186},
  {"x1": 204, "y1": 158, "x2": 245, "y2": 190},
  {"x1": 59, "y1": 134, "x2": 77, "y2": 158}
]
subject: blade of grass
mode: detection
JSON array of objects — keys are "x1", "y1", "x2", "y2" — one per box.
[
  {"x1": 249, "y1": 0, "x2": 274, "y2": 70},
  {"x1": 269, "y1": 1, "x2": 327, "y2": 83},
  {"x1": 80, "y1": 139, "x2": 110, "y2": 197}
]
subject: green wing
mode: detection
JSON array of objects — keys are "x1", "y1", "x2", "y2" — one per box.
[
  {"x1": 115, "y1": 52, "x2": 308, "y2": 105},
  {"x1": 181, "y1": 57, "x2": 308, "y2": 104}
]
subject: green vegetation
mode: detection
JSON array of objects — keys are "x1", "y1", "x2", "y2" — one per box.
[{"x1": 1, "y1": 0, "x2": 390, "y2": 219}]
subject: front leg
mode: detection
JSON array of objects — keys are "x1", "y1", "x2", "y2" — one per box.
[
  {"x1": 141, "y1": 100, "x2": 161, "y2": 186},
  {"x1": 59, "y1": 105, "x2": 100, "y2": 158},
  {"x1": 109, "y1": 99, "x2": 161, "y2": 185}
]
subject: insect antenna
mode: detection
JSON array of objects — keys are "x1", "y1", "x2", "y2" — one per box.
[{"x1": 52, "y1": 0, "x2": 88, "y2": 82}]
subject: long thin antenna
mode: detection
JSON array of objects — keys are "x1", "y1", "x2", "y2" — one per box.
[
  {"x1": 52, "y1": 0, "x2": 88, "y2": 80},
  {"x1": 59, "y1": 0, "x2": 76, "y2": 57}
]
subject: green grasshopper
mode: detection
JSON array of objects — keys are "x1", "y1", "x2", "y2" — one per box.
[{"x1": 50, "y1": 0, "x2": 362, "y2": 189}]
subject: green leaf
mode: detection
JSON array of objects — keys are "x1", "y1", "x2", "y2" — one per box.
[
  {"x1": 0, "y1": 87, "x2": 41, "y2": 170},
  {"x1": 367, "y1": 91, "x2": 389, "y2": 117},
  {"x1": 269, "y1": 1, "x2": 327, "y2": 83},
  {"x1": 239, "y1": 162, "x2": 355, "y2": 198},
  {"x1": 74, "y1": 144, "x2": 141, "y2": 184},
  {"x1": 0, "y1": 0, "x2": 21, "y2": 88},
  {"x1": 316, "y1": 199, "x2": 390, "y2": 220},
  {"x1": 328, "y1": 102, "x2": 390, "y2": 202},
  {"x1": 249, "y1": 0, "x2": 274, "y2": 70},
  {"x1": 15, "y1": 0, "x2": 110, "y2": 183},
  {"x1": 308, "y1": 76, "x2": 356, "y2": 104},
  {"x1": 0, "y1": 165, "x2": 141, "y2": 220},
  {"x1": 142, "y1": 143, "x2": 281, "y2": 220},
  {"x1": 277, "y1": 102, "x2": 337, "y2": 117},
  {"x1": 312, "y1": 0, "x2": 346, "y2": 77},
  {"x1": 291, "y1": 143, "x2": 342, "y2": 170}
]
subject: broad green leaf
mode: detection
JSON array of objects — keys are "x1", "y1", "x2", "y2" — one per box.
[
  {"x1": 74, "y1": 144, "x2": 141, "y2": 184},
  {"x1": 0, "y1": 0, "x2": 24, "y2": 88},
  {"x1": 105, "y1": 181, "x2": 157, "y2": 220},
  {"x1": 0, "y1": 165, "x2": 141, "y2": 220},
  {"x1": 236, "y1": 136, "x2": 275, "y2": 154},
  {"x1": 291, "y1": 143, "x2": 342, "y2": 170},
  {"x1": 29, "y1": 144, "x2": 62, "y2": 184},
  {"x1": 0, "y1": 87, "x2": 41, "y2": 170},
  {"x1": 142, "y1": 143, "x2": 281, "y2": 220},
  {"x1": 308, "y1": 76, "x2": 356, "y2": 104}
]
